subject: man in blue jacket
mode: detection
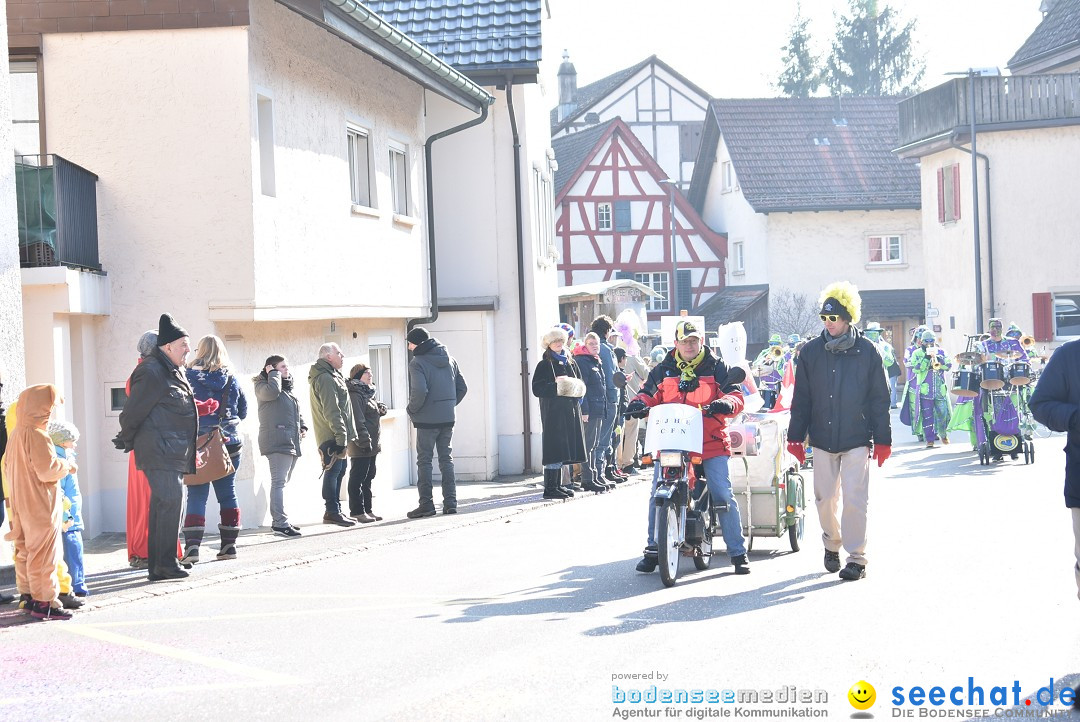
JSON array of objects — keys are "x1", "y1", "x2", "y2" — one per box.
[{"x1": 405, "y1": 327, "x2": 468, "y2": 518}]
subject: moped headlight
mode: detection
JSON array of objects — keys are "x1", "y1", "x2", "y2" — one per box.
[{"x1": 659, "y1": 451, "x2": 683, "y2": 468}]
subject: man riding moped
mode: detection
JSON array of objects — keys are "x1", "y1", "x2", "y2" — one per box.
[{"x1": 625, "y1": 320, "x2": 750, "y2": 575}]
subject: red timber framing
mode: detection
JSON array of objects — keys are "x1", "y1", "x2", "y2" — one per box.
[{"x1": 555, "y1": 118, "x2": 726, "y2": 321}]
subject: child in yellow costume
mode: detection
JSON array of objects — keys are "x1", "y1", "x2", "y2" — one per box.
[{"x1": 2, "y1": 385, "x2": 77, "y2": 620}]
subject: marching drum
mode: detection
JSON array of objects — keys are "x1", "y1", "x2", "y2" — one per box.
[
  {"x1": 1008, "y1": 361, "x2": 1032, "y2": 386},
  {"x1": 979, "y1": 361, "x2": 1006, "y2": 390},
  {"x1": 952, "y1": 369, "x2": 982, "y2": 397}
]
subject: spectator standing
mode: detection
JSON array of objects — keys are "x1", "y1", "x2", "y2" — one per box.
[
  {"x1": 254, "y1": 355, "x2": 306, "y2": 537},
  {"x1": 405, "y1": 327, "x2": 468, "y2": 519},
  {"x1": 309, "y1": 343, "x2": 358, "y2": 527},
  {"x1": 572, "y1": 333, "x2": 613, "y2": 493},
  {"x1": 347, "y1": 363, "x2": 386, "y2": 523},
  {"x1": 48, "y1": 420, "x2": 88, "y2": 598},
  {"x1": 531, "y1": 326, "x2": 588, "y2": 499}
]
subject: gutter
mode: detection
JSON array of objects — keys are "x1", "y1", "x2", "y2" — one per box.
[{"x1": 949, "y1": 133, "x2": 995, "y2": 321}]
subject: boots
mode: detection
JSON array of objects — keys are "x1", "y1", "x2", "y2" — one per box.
[
  {"x1": 543, "y1": 468, "x2": 570, "y2": 500},
  {"x1": 558, "y1": 465, "x2": 575, "y2": 496},
  {"x1": 217, "y1": 508, "x2": 241, "y2": 560},
  {"x1": 181, "y1": 514, "x2": 205, "y2": 566}
]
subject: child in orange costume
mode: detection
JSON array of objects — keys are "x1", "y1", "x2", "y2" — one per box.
[{"x1": 2, "y1": 385, "x2": 77, "y2": 620}]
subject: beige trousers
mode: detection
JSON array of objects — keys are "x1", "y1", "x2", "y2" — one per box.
[
  {"x1": 812, "y1": 446, "x2": 870, "y2": 567},
  {"x1": 1072, "y1": 508, "x2": 1080, "y2": 602},
  {"x1": 618, "y1": 416, "x2": 640, "y2": 469}
]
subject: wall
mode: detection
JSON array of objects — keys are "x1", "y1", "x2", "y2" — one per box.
[{"x1": 698, "y1": 136, "x2": 769, "y2": 286}]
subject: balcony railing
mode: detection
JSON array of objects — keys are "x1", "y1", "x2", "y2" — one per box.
[
  {"x1": 16, "y1": 154, "x2": 100, "y2": 271},
  {"x1": 897, "y1": 74, "x2": 1080, "y2": 148}
]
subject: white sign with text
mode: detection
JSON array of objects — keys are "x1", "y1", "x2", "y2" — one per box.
[{"x1": 642, "y1": 403, "x2": 703, "y2": 454}]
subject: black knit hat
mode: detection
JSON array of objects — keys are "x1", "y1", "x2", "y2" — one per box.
[
  {"x1": 407, "y1": 326, "x2": 430, "y2": 345},
  {"x1": 818, "y1": 297, "x2": 852, "y2": 322},
  {"x1": 157, "y1": 313, "x2": 188, "y2": 346}
]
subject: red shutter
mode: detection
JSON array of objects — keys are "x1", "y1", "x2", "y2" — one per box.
[
  {"x1": 1033, "y1": 292, "x2": 1053, "y2": 341},
  {"x1": 952, "y1": 164, "x2": 961, "y2": 221},
  {"x1": 936, "y1": 168, "x2": 945, "y2": 223}
]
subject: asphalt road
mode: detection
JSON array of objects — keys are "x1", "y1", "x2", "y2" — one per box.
[{"x1": 2, "y1": 425, "x2": 1079, "y2": 720}]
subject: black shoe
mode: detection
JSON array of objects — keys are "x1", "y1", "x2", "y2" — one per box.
[
  {"x1": 621, "y1": 465, "x2": 638, "y2": 475},
  {"x1": 443, "y1": 506, "x2": 457, "y2": 515},
  {"x1": 731, "y1": 554, "x2": 750, "y2": 575},
  {"x1": 57, "y1": 593, "x2": 84, "y2": 609},
  {"x1": 824, "y1": 550, "x2": 841, "y2": 573},
  {"x1": 838, "y1": 562, "x2": 866, "y2": 581},
  {"x1": 543, "y1": 487, "x2": 570, "y2": 500},
  {"x1": 289, "y1": 523, "x2": 302, "y2": 531},
  {"x1": 0, "y1": 591, "x2": 15, "y2": 605},
  {"x1": 635, "y1": 546, "x2": 659, "y2": 573},
  {"x1": 604, "y1": 467, "x2": 620, "y2": 482},
  {"x1": 148, "y1": 566, "x2": 190, "y2": 582},
  {"x1": 129, "y1": 556, "x2": 148, "y2": 570},
  {"x1": 560, "y1": 486, "x2": 575, "y2": 497},
  {"x1": 406, "y1": 506, "x2": 437, "y2": 519},
  {"x1": 30, "y1": 601, "x2": 73, "y2": 621},
  {"x1": 18, "y1": 593, "x2": 32, "y2": 610},
  {"x1": 323, "y1": 512, "x2": 356, "y2": 527},
  {"x1": 273, "y1": 525, "x2": 302, "y2": 537},
  {"x1": 581, "y1": 479, "x2": 607, "y2": 493}
]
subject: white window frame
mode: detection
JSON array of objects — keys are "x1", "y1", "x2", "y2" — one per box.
[
  {"x1": 532, "y1": 165, "x2": 556, "y2": 261},
  {"x1": 256, "y1": 92, "x2": 276, "y2": 197},
  {"x1": 867, "y1": 234, "x2": 903, "y2": 265},
  {"x1": 368, "y1": 340, "x2": 395, "y2": 407},
  {"x1": 388, "y1": 142, "x2": 409, "y2": 216},
  {"x1": 347, "y1": 124, "x2": 374, "y2": 209},
  {"x1": 1053, "y1": 291, "x2": 1080, "y2": 339},
  {"x1": 596, "y1": 202, "x2": 612, "y2": 231},
  {"x1": 721, "y1": 160, "x2": 735, "y2": 192},
  {"x1": 10, "y1": 60, "x2": 41, "y2": 158},
  {"x1": 104, "y1": 382, "x2": 127, "y2": 417},
  {"x1": 732, "y1": 241, "x2": 745, "y2": 274},
  {"x1": 634, "y1": 271, "x2": 670, "y2": 312},
  {"x1": 942, "y1": 164, "x2": 959, "y2": 223}
]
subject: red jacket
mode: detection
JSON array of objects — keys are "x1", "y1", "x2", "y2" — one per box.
[{"x1": 633, "y1": 347, "x2": 744, "y2": 459}]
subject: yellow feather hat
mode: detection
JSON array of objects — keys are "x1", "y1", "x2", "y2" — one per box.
[{"x1": 818, "y1": 281, "x2": 862, "y2": 326}]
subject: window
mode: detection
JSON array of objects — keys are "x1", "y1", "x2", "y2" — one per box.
[
  {"x1": 732, "y1": 241, "x2": 745, "y2": 274},
  {"x1": 1054, "y1": 292, "x2": 1080, "y2": 338},
  {"x1": 389, "y1": 144, "x2": 408, "y2": 215},
  {"x1": 596, "y1": 202, "x2": 612, "y2": 231},
  {"x1": 938, "y1": 164, "x2": 960, "y2": 223},
  {"x1": 679, "y1": 122, "x2": 703, "y2": 162},
  {"x1": 347, "y1": 126, "x2": 373, "y2": 208},
  {"x1": 256, "y1": 94, "x2": 276, "y2": 196},
  {"x1": 369, "y1": 342, "x2": 394, "y2": 407},
  {"x1": 614, "y1": 200, "x2": 631, "y2": 232},
  {"x1": 10, "y1": 61, "x2": 41, "y2": 157},
  {"x1": 532, "y1": 166, "x2": 556, "y2": 258},
  {"x1": 634, "y1": 272, "x2": 669, "y2": 312},
  {"x1": 868, "y1": 235, "x2": 903, "y2": 264},
  {"x1": 721, "y1": 161, "x2": 735, "y2": 192}
]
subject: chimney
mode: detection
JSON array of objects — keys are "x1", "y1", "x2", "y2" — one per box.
[{"x1": 558, "y1": 49, "x2": 578, "y2": 121}]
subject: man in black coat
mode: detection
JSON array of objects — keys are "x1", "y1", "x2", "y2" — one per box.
[
  {"x1": 787, "y1": 283, "x2": 892, "y2": 581},
  {"x1": 115, "y1": 313, "x2": 198, "y2": 581}
]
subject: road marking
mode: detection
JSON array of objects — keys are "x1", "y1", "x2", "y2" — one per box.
[
  {"x1": 59, "y1": 625, "x2": 299, "y2": 685},
  {"x1": 84, "y1": 601, "x2": 441, "y2": 628}
]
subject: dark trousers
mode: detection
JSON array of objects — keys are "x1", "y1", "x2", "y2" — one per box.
[
  {"x1": 144, "y1": 468, "x2": 184, "y2": 574},
  {"x1": 348, "y1": 456, "x2": 378, "y2": 515},
  {"x1": 321, "y1": 458, "x2": 347, "y2": 514},
  {"x1": 416, "y1": 426, "x2": 455, "y2": 510}
]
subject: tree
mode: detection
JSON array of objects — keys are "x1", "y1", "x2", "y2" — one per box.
[
  {"x1": 825, "y1": 0, "x2": 925, "y2": 96},
  {"x1": 775, "y1": 5, "x2": 822, "y2": 98},
  {"x1": 768, "y1": 288, "x2": 821, "y2": 340}
]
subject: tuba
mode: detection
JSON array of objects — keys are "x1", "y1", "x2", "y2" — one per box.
[
  {"x1": 769, "y1": 346, "x2": 784, "y2": 360},
  {"x1": 1020, "y1": 335, "x2": 1035, "y2": 348},
  {"x1": 932, "y1": 358, "x2": 944, "y2": 371}
]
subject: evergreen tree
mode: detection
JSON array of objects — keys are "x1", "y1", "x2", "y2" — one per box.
[
  {"x1": 776, "y1": 5, "x2": 822, "y2": 98},
  {"x1": 825, "y1": 0, "x2": 926, "y2": 96}
]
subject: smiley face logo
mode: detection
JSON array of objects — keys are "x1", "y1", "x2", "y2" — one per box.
[{"x1": 848, "y1": 681, "x2": 876, "y2": 710}]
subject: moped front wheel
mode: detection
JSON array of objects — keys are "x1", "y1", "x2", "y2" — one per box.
[
  {"x1": 694, "y1": 489, "x2": 713, "y2": 571},
  {"x1": 657, "y1": 500, "x2": 681, "y2": 587}
]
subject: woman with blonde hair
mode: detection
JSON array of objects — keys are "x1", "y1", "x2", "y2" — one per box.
[
  {"x1": 531, "y1": 326, "x2": 588, "y2": 499},
  {"x1": 183, "y1": 335, "x2": 248, "y2": 563}
]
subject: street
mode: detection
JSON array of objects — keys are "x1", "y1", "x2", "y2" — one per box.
[{"x1": 2, "y1": 422, "x2": 1079, "y2": 720}]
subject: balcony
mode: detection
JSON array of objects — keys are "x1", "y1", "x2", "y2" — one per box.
[
  {"x1": 16, "y1": 154, "x2": 101, "y2": 271},
  {"x1": 897, "y1": 74, "x2": 1080, "y2": 150}
]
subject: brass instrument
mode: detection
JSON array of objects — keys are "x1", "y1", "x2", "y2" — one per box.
[
  {"x1": 932, "y1": 359, "x2": 944, "y2": 371},
  {"x1": 1020, "y1": 335, "x2": 1035, "y2": 348},
  {"x1": 769, "y1": 346, "x2": 784, "y2": 359}
]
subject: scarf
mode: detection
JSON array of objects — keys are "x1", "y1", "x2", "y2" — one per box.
[
  {"x1": 281, "y1": 376, "x2": 294, "y2": 393},
  {"x1": 549, "y1": 348, "x2": 568, "y2": 364},
  {"x1": 825, "y1": 330, "x2": 857, "y2": 354},
  {"x1": 674, "y1": 347, "x2": 706, "y2": 382}
]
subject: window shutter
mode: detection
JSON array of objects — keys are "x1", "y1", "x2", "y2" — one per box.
[
  {"x1": 614, "y1": 200, "x2": 631, "y2": 231},
  {"x1": 676, "y1": 269, "x2": 693, "y2": 312},
  {"x1": 952, "y1": 164, "x2": 961, "y2": 221},
  {"x1": 1032, "y1": 292, "x2": 1053, "y2": 341},
  {"x1": 936, "y1": 168, "x2": 945, "y2": 223}
]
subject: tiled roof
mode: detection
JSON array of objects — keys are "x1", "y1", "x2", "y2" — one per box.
[
  {"x1": 551, "y1": 119, "x2": 619, "y2": 197},
  {"x1": 700, "y1": 96, "x2": 921, "y2": 213},
  {"x1": 550, "y1": 56, "x2": 653, "y2": 131},
  {"x1": 860, "y1": 288, "x2": 926, "y2": 320},
  {"x1": 697, "y1": 284, "x2": 769, "y2": 328},
  {"x1": 362, "y1": 0, "x2": 542, "y2": 74},
  {"x1": 1009, "y1": 0, "x2": 1080, "y2": 68}
]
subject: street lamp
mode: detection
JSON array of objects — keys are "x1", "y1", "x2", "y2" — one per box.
[{"x1": 659, "y1": 178, "x2": 678, "y2": 313}]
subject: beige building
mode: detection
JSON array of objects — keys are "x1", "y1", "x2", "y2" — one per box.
[{"x1": 7, "y1": 0, "x2": 494, "y2": 535}]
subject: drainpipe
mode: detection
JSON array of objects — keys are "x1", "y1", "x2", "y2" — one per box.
[
  {"x1": 409, "y1": 101, "x2": 490, "y2": 333},
  {"x1": 949, "y1": 134, "x2": 995, "y2": 320},
  {"x1": 505, "y1": 76, "x2": 533, "y2": 474}
]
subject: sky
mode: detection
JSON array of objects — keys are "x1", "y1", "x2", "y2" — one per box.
[{"x1": 541, "y1": 0, "x2": 1045, "y2": 100}]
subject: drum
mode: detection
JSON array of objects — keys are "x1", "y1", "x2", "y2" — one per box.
[
  {"x1": 951, "y1": 369, "x2": 982, "y2": 397},
  {"x1": 1008, "y1": 361, "x2": 1032, "y2": 386},
  {"x1": 979, "y1": 361, "x2": 1006, "y2": 390}
]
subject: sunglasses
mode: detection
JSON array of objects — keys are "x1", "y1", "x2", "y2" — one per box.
[{"x1": 819, "y1": 314, "x2": 841, "y2": 323}]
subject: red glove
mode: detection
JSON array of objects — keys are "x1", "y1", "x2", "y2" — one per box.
[
  {"x1": 786, "y1": 441, "x2": 806, "y2": 464},
  {"x1": 196, "y1": 398, "x2": 219, "y2": 417},
  {"x1": 872, "y1": 444, "x2": 891, "y2": 467}
]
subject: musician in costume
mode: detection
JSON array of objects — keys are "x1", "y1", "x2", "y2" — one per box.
[
  {"x1": 899, "y1": 325, "x2": 928, "y2": 442},
  {"x1": 909, "y1": 330, "x2": 952, "y2": 447},
  {"x1": 752, "y1": 334, "x2": 784, "y2": 409},
  {"x1": 977, "y1": 318, "x2": 1024, "y2": 460},
  {"x1": 864, "y1": 322, "x2": 897, "y2": 408}
]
